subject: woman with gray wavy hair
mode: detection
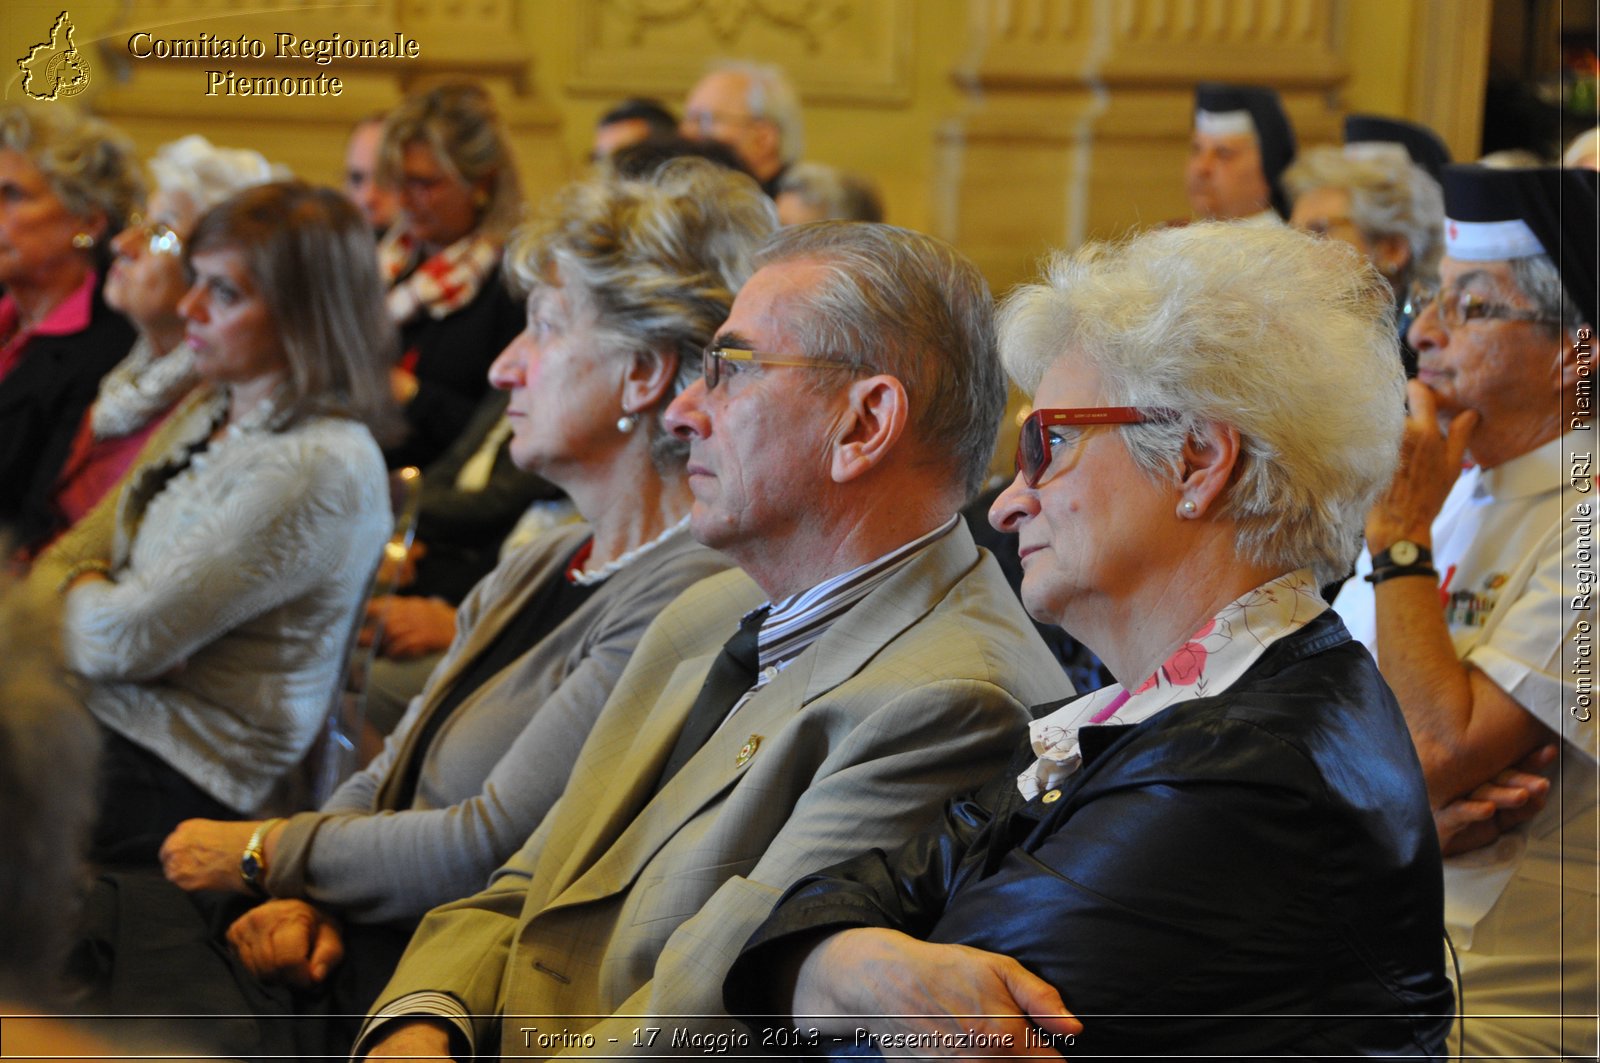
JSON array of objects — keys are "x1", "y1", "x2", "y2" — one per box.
[
  {"x1": 1286, "y1": 145, "x2": 1444, "y2": 378},
  {"x1": 18, "y1": 135, "x2": 286, "y2": 553},
  {"x1": 151, "y1": 158, "x2": 771, "y2": 1056},
  {"x1": 725, "y1": 222, "x2": 1455, "y2": 1057},
  {"x1": 1284, "y1": 146, "x2": 1443, "y2": 300},
  {"x1": 0, "y1": 104, "x2": 143, "y2": 539}
]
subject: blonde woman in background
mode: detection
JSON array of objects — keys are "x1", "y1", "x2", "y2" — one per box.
[{"x1": 377, "y1": 81, "x2": 525, "y2": 468}]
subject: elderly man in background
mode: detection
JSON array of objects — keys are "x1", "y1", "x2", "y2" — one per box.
[
  {"x1": 681, "y1": 60, "x2": 802, "y2": 196},
  {"x1": 355, "y1": 221, "x2": 1070, "y2": 1060},
  {"x1": 1332, "y1": 163, "x2": 1598, "y2": 1059},
  {"x1": 1185, "y1": 81, "x2": 1295, "y2": 223}
]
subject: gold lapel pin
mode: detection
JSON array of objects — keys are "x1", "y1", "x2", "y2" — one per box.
[{"x1": 735, "y1": 734, "x2": 763, "y2": 768}]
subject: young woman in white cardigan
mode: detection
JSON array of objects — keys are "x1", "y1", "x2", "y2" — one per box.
[{"x1": 34, "y1": 181, "x2": 397, "y2": 865}]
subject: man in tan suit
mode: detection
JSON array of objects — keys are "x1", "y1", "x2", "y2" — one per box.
[{"x1": 357, "y1": 222, "x2": 1072, "y2": 1059}]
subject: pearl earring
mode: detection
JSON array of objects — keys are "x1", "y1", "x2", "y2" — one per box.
[
  {"x1": 1179, "y1": 499, "x2": 1198, "y2": 517},
  {"x1": 616, "y1": 412, "x2": 638, "y2": 434}
]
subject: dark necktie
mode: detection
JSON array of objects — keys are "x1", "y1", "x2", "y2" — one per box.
[{"x1": 655, "y1": 606, "x2": 769, "y2": 793}]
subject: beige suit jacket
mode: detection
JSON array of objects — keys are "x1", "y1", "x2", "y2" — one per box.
[{"x1": 362, "y1": 522, "x2": 1071, "y2": 1057}]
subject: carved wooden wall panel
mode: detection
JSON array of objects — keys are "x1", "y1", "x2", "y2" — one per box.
[
  {"x1": 0, "y1": 0, "x2": 1490, "y2": 296},
  {"x1": 569, "y1": 0, "x2": 913, "y2": 104}
]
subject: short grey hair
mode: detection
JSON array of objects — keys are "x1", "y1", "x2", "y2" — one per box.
[
  {"x1": 0, "y1": 104, "x2": 143, "y2": 240},
  {"x1": 1284, "y1": 146, "x2": 1444, "y2": 291},
  {"x1": 147, "y1": 135, "x2": 289, "y2": 230},
  {"x1": 999, "y1": 222, "x2": 1405, "y2": 584},
  {"x1": 710, "y1": 59, "x2": 804, "y2": 165},
  {"x1": 1509, "y1": 252, "x2": 1587, "y2": 331},
  {"x1": 380, "y1": 81, "x2": 523, "y2": 240},
  {"x1": 506, "y1": 158, "x2": 777, "y2": 467},
  {"x1": 755, "y1": 221, "x2": 1003, "y2": 499},
  {"x1": 776, "y1": 162, "x2": 884, "y2": 222}
]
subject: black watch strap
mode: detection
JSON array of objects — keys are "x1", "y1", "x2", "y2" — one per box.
[{"x1": 1364, "y1": 564, "x2": 1440, "y2": 586}]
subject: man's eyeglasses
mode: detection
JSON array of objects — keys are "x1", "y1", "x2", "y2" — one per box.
[
  {"x1": 1404, "y1": 281, "x2": 1560, "y2": 330},
  {"x1": 701, "y1": 346, "x2": 871, "y2": 391},
  {"x1": 124, "y1": 214, "x2": 182, "y2": 257},
  {"x1": 1015, "y1": 406, "x2": 1174, "y2": 488}
]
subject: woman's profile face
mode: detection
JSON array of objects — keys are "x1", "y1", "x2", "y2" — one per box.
[
  {"x1": 105, "y1": 189, "x2": 192, "y2": 334},
  {"x1": 488, "y1": 283, "x2": 627, "y2": 480},
  {"x1": 0, "y1": 148, "x2": 93, "y2": 288},
  {"x1": 988, "y1": 355, "x2": 1174, "y2": 629},
  {"x1": 1289, "y1": 186, "x2": 1376, "y2": 261},
  {"x1": 397, "y1": 141, "x2": 483, "y2": 248},
  {"x1": 178, "y1": 247, "x2": 288, "y2": 389}
]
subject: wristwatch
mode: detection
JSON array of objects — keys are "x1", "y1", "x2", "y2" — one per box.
[
  {"x1": 1371, "y1": 540, "x2": 1431, "y2": 569},
  {"x1": 240, "y1": 818, "x2": 282, "y2": 895},
  {"x1": 1364, "y1": 539, "x2": 1438, "y2": 585}
]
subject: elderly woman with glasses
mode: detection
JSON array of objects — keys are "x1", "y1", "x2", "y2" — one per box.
[
  {"x1": 1284, "y1": 146, "x2": 1444, "y2": 377},
  {"x1": 0, "y1": 105, "x2": 142, "y2": 537},
  {"x1": 724, "y1": 223, "x2": 1456, "y2": 1057},
  {"x1": 16, "y1": 136, "x2": 284, "y2": 554}
]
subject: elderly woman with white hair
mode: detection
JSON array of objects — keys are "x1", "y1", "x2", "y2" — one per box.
[
  {"x1": 724, "y1": 223, "x2": 1455, "y2": 1057},
  {"x1": 18, "y1": 135, "x2": 285, "y2": 553}
]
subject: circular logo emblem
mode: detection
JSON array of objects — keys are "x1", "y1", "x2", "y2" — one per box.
[{"x1": 46, "y1": 51, "x2": 90, "y2": 99}]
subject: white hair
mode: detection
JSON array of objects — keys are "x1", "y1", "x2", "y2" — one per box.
[
  {"x1": 1284, "y1": 146, "x2": 1443, "y2": 290},
  {"x1": 998, "y1": 222, "x2": 1406, "y2": 584},
  {"x1": 709, "y1": 59, "x2": 804, "y2": 165},
  {"x1": 147, "y1": 135, "x2": 288, "y2": 228}
]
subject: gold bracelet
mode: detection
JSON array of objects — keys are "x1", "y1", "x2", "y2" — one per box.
[
  {"x1": 57, "y1": 558, "x2": 112, "y2": 596},
  {"x1": 240, "y1": 817, "x2": 285, "y2": 895}
]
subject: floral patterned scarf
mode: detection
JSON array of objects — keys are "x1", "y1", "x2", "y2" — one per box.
[
  {"x1": 1017, "y1": 568, "x2": 1328, "y2": 800},
  {"x1": 378, "y1": 223, "x2": 502, "y2": 325}
]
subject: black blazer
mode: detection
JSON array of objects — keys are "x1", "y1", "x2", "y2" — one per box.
[
  {"x1": 387, "y1": 262, "x2": 523, "y2": 470},
  {"x1": 727, "y1": 611, "x2": 1455, "y2": 1059},
  {"x1": 0, "y1": 277, "x2": 136, "y2": 539}
]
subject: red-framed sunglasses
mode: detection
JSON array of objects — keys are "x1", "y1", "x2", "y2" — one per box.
[{"x1": 1015, "y1": 407, "x2": 1175, "y2": 487}]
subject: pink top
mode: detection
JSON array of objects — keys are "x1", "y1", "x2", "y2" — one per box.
[
  {"x1": 0, "y1": 270, "x2": 97, "y2": 384},
  {"x1": 48, "y1": 404, "x2": 181, "y2": 533}
]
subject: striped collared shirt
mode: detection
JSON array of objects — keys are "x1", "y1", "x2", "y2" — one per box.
[{"x1": 735, "y1": 513, "x2": 960, "y2": 704}]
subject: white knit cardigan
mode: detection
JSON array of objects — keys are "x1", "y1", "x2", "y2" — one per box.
[{"x1": 39, "y1": 388, "x2": 392, "y2": 811}]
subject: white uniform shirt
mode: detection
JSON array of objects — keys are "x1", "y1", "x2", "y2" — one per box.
[{"x1": 1334, "y1": 433, "x2": 1596, "y2": 946}]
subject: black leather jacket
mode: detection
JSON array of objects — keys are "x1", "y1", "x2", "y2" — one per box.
[{"x1": 728, "y1": 612, "x2": 1454, "y2": 1058}]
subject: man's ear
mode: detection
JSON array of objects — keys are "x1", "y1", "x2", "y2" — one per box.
[
  {"x1": 829, "y1": 374, "x2": 909, "y2": 484},
  {"x1": 1175, "y1": 420, "x2": 1242, "y2": 519},
  {"x1": 622, "y1": 349, "x2": 681, "y2": 415}
]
